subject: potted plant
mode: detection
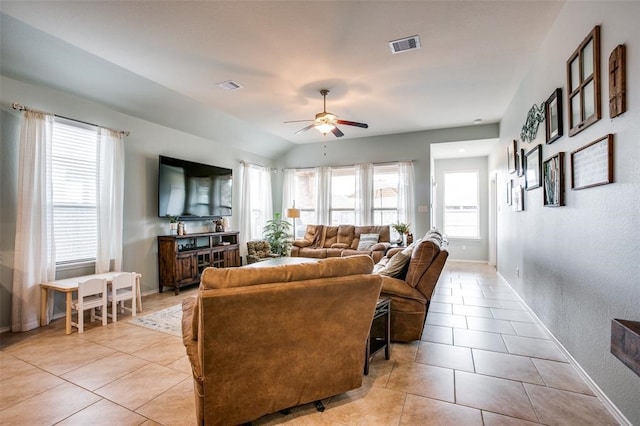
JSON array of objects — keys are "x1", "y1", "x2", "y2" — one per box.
[
  {"x1": 392, "y1": 223, "x2": 411, "y2": 246},
  {"x1": 167, "y1": 215, "x2": 179, "y2": 235},
  {"x1": 263, "y1": 213, "x2": 293, "y2": 256}
]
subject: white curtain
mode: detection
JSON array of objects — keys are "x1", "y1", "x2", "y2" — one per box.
[
  {"x1": 398, "y1": 161, "x2": 416, "y2": 234},
  {"x1": 96, "y1": 128, "x2": 125, "y2": 273},
  {"x1": 315, "y1": 166, "x2": 331, "y2": 224},
  {"x1": 355, "y1": 163, "x2": 373, "y2": 225},
  {"x1": 12, "y1": 111, "x2": 56, "y2": 331},
  {"x1": 238, "y1": 162, "x2": 273, "y2": 260},
  {"x1": 281, "y1": 168, "x2": 295, "y2": 218}
]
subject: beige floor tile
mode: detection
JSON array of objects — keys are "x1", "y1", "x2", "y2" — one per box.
[
  {"x1": 453, "y1": 328, "x2": 507, "y2": 353},
  {"x1": 429, "y1": 301, "x2": 453, "y2": 314},
  {"x1": 510, "y1": 322, "x2": 549, "y2": 339},
  {"x1": 254, "y1": 403, "x2": 333, "y2": 425},
  {"x1": 429, "y1": 294, "x2": 464, "y2": 304},
  {"x1": 482, "y1": 292, "x2": 520, "y2": 301},
  {"x1": 24, "y1": 340, "x2": 116, "y2": 375},
  {"x1": 490, "y1": 308, "x2": 535, "y2": 323},
  {"x1": 499, "y1": 300, "x2": 527, "y2": 310},
  {"x1": 482, "y1": 411, "x2": 544, "y2": 425},
  {"x1": 452, "y1": 288, "x2": 486, "y2": 297},
  {"x1": 56, "y1": 398, "x2": 147, "y2": 425},
  {"x1": 416, "y1": 341, "x2": 474, "y2": 372},
  {"x1": 400, "y1": 394, "x2": 483, "y2": 425},
  {"x1": 95, "y1": 363, "x2": 188, "y2": 410},
  {"x1": 324, "y1": 385, "x2": 406, "y2": 426},
  {"x1": 502, "y1": 335, "x2": 567, "y2": 362},
  {"x1": 524, "y1": 383, "x2": 618, "y2": 425},
  {"x1": 98, "y1": 326, "x2": 171, "y2": 354},
  {"x1": 389, "y1": 341, "x2": 419, "y2": 364},
  {"x1": 434, "y1": 287, "x2": 453, "y2": 296},
  {"x1": 386, "y1": 362, "x2": 454, "y2": 402},
  {"x1": 136, "y1": 377, "x2": 197, "y2": 425},
  {"x1": 467, "y1": 317, "x2": 516, "y2": 335},
  {"x1": 452, "y1": 304, "x2": 494, "y2": 318},
  {"x1": 422, "y1": 324, "x2": 453, "y2": 345},
  {"x1": 425, "y1": 312, "x2": 468, "y2": 329},
  {"x1": 0, "y1": 351, "x2": 39, "y2": 380},
  {"x1": 531, "y1": 358, "x2": 595, "y2": 395},
  {"x1": 130, "y1": 336, "x2": 185, "y2": 365},
  {"x1": 0, "y1": 381, "x2": 100, "y2": 425},
  {"x1": 455, "y1": 371, "x2": 538, "y2": 422},
  {"x1": 463, "y1": 297, "x2": 503, "y2": 308},
  {"x1": 0, "y1": 368, "x2": 65, "y2": 410},
  {"x1": 78, "y1": 321, "x2": 141, "y2": 345},
  {"x1": 61, "y1": 351, "x2": 150, "y2": 390},
  {"x1": 472, "y1": 349, "x2": 544, "y2": 385},
  {"x1": 166, "y1": 355, "x2": 193, "y2": 375}
]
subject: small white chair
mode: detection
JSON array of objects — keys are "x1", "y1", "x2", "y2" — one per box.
[
  {"x1": 71, "y1": 278, "x2": 108, "y2": 333},
  {"x1": 107, "y1": 272, "x2": 137, "y2": 322}
]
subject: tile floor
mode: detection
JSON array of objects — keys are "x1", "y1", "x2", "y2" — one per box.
[{"x1": 0, "y1": 262, "x2": 620, "y2": 425}]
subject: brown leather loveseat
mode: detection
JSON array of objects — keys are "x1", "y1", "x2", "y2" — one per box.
[
  {"x1": 375, "y1": 229, "x2": 449, "y2": 342},
  {"x1": 181, "y1": 256, "x2": 383, "y2": 425},
  {"x1": 291, "y1": 224, "x2": 391, "y2": 262}
]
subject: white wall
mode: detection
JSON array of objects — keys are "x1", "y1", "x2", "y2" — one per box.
[
  {"x1": 434, "y1": 157, "x2": 489, "y2": 262},
  {"x1": 490, "y1": 2, "x2": 640, "y2": 423},
  {"x1": 0, "y1": 76, "x2": 274, "y2": 327}
]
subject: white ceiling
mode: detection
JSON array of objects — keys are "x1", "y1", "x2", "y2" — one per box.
[{"x1": 0, "y1": 1, "x2": 563, "y2": 155}]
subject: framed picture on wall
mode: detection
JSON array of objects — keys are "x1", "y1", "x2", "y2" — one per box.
[
  {"x1": 507, "y1": 140, "x2": 517, "y2": 173},
  {"x1": 545, "y1": 88, "x2": 563, "y2": 144},
  {"x1": 543, "y1": 152, "x2": 565, "y2": 206},
  {"x1": 571, "y1": 134, "x2": 614, "y2": 190},
  {"x1": 525, "y1": 144, "x2": 542, "y2": 190},
  {"x1": 506, "y1": 180, "x2": 513, "y2": 205},
  {"x1": 518, "y1": 148, "x2": 525, "y2": 177},
  {"x1": 567, "y1": 26, "x2": 601, "y2": 136},
  {"x1": 512, "y1": 184, "x2": 524, "y2": 211}
]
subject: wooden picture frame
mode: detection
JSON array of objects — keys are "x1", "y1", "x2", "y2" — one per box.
[
  {"x1": 507, "y1": 140, "x2": 517, "y2": 174},
  {"x1": 567, "y1": 26, "x2": 601, "y2": 137},
  {"x1": 518, "y1": 148, "x2": 525, "y2": 177},
  {"x1": 525, "y1": 144, "x2": 542, "y2": 190},
  {"x1": 543, "y1": 152, "x2": 565, "y2": 207},
  {"x1": 571, "y1": 134, "x2": 614, "y2": 190},
  {"x1": 545, "y1": 88, "x2": 563, "y2": 144}
]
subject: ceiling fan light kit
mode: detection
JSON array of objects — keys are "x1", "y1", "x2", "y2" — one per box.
[{"x1": 285, "y1": 89, "x2": 368, "y2": 138}]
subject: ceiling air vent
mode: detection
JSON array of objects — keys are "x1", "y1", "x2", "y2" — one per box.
[
  {"x1": 389, "y1": 35, "x2": 421, "y2": 54},
  {"x1": 216, "y1": 80, "x2": 243, "y2": 90}
]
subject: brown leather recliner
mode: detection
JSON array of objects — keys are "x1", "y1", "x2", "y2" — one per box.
[{"x1": 377, "y1": 230, "x2": 449, "y2": 342}]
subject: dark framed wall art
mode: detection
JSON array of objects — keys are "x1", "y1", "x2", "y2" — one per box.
[
  {"x1": 507, "y1": 140, "x2": 517, "y2": 174},
  {"x1": 571, "y1": 134, "x2": 614, "y2": 190},
  {"x1": 567, "y1": 25, "x2": 601, "y2": 136},
  {"x1": 543, "y1": 152, "x2": 565, "y2": 207},
  {"x1": 525, "y1": 144, "x2": 542, "y2": 190},
  {"x1": 545, "y1": 88, "x2": 563, "y2": 144}
]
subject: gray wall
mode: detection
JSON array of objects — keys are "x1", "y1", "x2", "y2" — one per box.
[
  {"x1": 434, "y1": 157, "x2": 489, "y2": 262},
  {"x1": 0, "y1": 76, "x2": 274, "y2": 329},
  {"x1": 275, "y1": 125, "x2": 499, "y2": 239},
  {"x1": 490, "y1": 2, "x2": 640, "y2": 423}
]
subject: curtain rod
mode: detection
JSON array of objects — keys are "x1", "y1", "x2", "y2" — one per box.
[
  {"x1": 282, "y1": 159, "x2": 415, "y2": 172},
  {"x1": 12, "y1": 102, "x2": 130, "y2": 136}
]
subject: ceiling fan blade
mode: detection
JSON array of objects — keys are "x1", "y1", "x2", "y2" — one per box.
[
  {"x1": 295, "y1": 123, "x2": 316, "y2": 134},
  {"x1": 336, "y1": 119, "x2": 368, "y2": 129},
  {"x1": 331, "y1": 126, "x2": 344, "y2": 138},
  {"x1": 284, "y1": 119, "x2": 313, "y2": 123}
]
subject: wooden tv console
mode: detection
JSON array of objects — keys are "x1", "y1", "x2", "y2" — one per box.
[{"x1": 158, "y1": 231, "x2": 240, "y2": 294}]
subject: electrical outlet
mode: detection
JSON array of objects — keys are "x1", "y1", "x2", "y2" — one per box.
[{"x1": 516, "y1": 267, "x2": 520, "y2": 278}]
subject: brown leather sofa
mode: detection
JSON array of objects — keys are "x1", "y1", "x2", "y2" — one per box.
[
  {"x1": 376, "y1": 229, "x2": 449, "y2": 342},
  {"x1": 291, "y1": 224, "x2": 391, "y2": 263},
  {"x1": 181, "y1": 255, "x2": 383, "y2": 426}
]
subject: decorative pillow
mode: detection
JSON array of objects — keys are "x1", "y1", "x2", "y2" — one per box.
[
  {"x1": 378, "y1": 251, "x2": 411, "y2": 278},
  {"x1": 357, "y1": 233, "x2": 379, "y2": 251},
  {"x1": 372, "y1": 257, "x2": 389, "y2": 274}
]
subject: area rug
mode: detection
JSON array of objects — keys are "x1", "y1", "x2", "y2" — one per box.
[{"x1": 129, "y1": 304, "x2": 182, "y2": 336}]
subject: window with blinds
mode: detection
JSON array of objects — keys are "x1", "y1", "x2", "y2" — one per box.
[{"x1": 51, "y1": 119, "x2": 98, "y2": 265}]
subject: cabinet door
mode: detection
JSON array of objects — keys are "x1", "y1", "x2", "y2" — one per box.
[
  {"x1": 224, "y1": 247, "x2": 241, "y2": 267},
  {"x1": 176, "y1": 253, "x2": 198, "y2": 284}
]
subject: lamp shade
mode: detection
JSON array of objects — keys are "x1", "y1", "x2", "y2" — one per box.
[{"x1": 286, "y1": 208, "x2": 300, "y2": 219}]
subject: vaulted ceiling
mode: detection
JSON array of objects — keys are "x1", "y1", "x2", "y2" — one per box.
[{"x1": 1, "y1": 1, "x2": 564, "y2": 157}]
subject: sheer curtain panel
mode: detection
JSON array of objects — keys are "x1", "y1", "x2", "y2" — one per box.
[
  {"x1": 238, "y1": 162, "x2": 273, "y2": 260},
  {"x1": 96, "y1": 128, "x2": 125, "y2": 273},
  {"x1": 12, "y1": 111, "x2": 56, "y2": 331},
  {"x1": 398, "y1": 161, "x2": 416, "y2": 233}
]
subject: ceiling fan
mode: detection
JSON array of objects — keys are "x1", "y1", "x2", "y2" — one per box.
[{"x1": 285, "y1": 89, "x2": 368, "y2": 137}]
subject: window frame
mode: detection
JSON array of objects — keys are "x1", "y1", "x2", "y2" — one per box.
[{"x1": 442, "y1": 169, "x2": 480, "y2": 240}]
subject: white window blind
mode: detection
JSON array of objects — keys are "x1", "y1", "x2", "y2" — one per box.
[{"x1": 51, "y1": 119, "x2": 98, "y2": 264}]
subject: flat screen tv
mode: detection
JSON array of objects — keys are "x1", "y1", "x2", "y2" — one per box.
[{"x1": 158, "y1": 155, "x2": 232, "y2": 220}]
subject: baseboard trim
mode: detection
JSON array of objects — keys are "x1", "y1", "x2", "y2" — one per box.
[
  {"x1": 447, "y1": 259, "x2": 488, "y2": 264},
  {"x1": 496, "y1": 272, "x2": 631, "y2": 426}
]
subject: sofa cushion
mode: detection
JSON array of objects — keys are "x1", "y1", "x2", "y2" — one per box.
[
  {"x1": 322, "y1": 226, "x2": 338, "y2": 248},
  {"x1": 377, "y1": 250, "x2": 411, "y2": 279},
  {"x1": 293, "y1": 239, "x2": 312, "y2": 248},
  {"x1": 380, "y1": 276, "x2": 427, "y2": 304},
  {"x1": 405, "y1": 240, "x2": 441, "y2": 288},
  {"x1": 337, "y1": 225, "x2": 355, "y2": 246},
  {"x1": 201, "y1": 255, "x2": 374, "y2": 290},
  {"x1": 357, "y1": 233, "x2": 379, "y2": 251},
  {"x1": 331, "y1": 243, "x2": 350, "y2": 249}
]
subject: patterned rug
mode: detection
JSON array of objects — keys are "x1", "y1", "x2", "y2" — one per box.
[{"x1": 129, "y1": 304, "x2": 182, "y2": 336}]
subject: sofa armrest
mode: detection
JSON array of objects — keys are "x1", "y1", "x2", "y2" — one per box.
[
  {"x1": 181, "y1": 297, "x2": 202, "y2": 380},
  {"x1": 371, "y1": 242, "x2": 390, "y2": 252},
  {"x1": 386, "y1": 247, "x2": 404, "y2": 258},
  {"x1": 293, "y1": 239, "x2": 312, "y2": 248}
]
